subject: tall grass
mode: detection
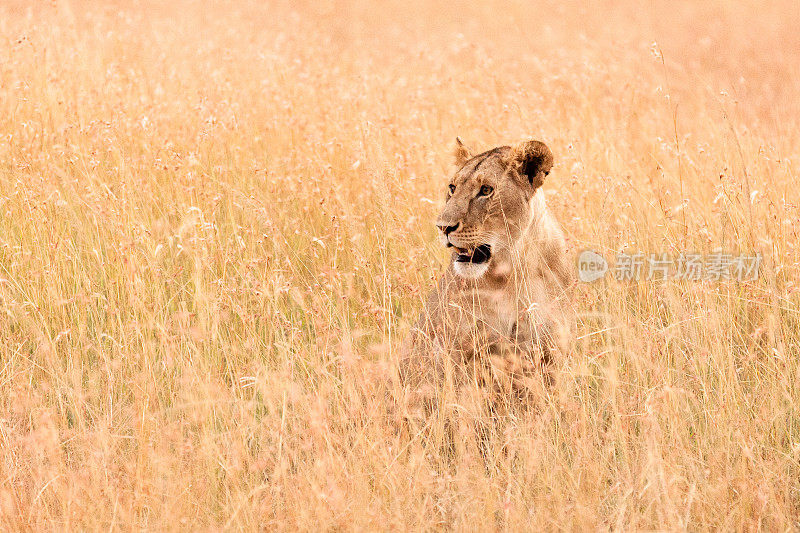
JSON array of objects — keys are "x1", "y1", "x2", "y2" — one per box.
[{"x1": 1, "y1": 0, "x2": 799, "y2": 529}]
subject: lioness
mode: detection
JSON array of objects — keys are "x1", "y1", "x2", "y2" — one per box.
[{"x1": 401, "y1": 138, "x2": 573, "y2": 401}]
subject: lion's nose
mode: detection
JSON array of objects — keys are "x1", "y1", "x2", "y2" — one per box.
[{"x1": 437, "y1": 222, "x2": 460, "y2": 236}]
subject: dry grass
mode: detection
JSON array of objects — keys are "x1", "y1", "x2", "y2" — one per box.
[{"x1": 1, "y1": 0, "x2": 799, "y2": 530}]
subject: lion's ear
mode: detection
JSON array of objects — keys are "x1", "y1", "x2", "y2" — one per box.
[
  {"x1": 454, "y1": 137, "x2": 473, "y2": 167},
  {"x1": 509, "y1": 140, "x2": 553, "y2": 190}
]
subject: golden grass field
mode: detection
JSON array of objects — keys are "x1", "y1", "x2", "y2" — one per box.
[{"x1": 1, "y1": 0, "x2": 799, "y2": 530}]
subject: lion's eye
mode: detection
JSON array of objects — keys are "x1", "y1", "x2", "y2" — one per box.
[
  {"x1": 479, "y1": 185, "x2": 494, "y2": 196},
  {"x1": 448, "y1": 184, "x2": 456, "y2": 194}
]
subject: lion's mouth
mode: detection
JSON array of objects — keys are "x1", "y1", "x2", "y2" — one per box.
[{"x1": 454, "y1": 244, "x2": 492, "y2": 265}]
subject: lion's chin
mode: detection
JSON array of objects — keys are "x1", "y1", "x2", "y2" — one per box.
[
  {"x1": 452, "y1": 244, "x2": 492, "y2": 279},
  {"x1": 453, "y1": 260, "x2": 491, "y2": 279}
]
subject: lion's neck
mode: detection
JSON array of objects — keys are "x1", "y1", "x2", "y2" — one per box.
[{"x1": 522, "y1": 189, "x2": 548, "y2": 240}]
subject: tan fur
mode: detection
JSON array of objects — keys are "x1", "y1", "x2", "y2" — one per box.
[{"x1": 401, "y1": 139, "x2": 573, "y2": 404}]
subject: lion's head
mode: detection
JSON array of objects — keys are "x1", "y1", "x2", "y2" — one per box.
[{"x1": 436, "y1": 138, "x2": 554, "y2": 279}]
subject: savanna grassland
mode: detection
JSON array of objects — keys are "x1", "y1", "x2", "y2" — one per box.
[{"x1": 1, "y1": 0, "x2": 800, "y2": 530}]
